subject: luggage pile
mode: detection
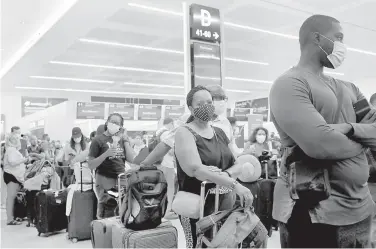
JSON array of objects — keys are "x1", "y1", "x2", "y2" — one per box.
[{"x1": 91, "y1": 165, "x2": 178, "y2": 248}]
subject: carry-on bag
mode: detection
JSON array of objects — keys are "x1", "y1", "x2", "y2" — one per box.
[
  {"x1": 196, "y1": 182, "x2": 268, "y2": 249},
  {"x1": 90, "y1": 172, "x2": 128, "y2": 248},
  {"x1": 118, "y1": 166, "x2": 168, "y2": 230},
  {"x1": 112, "y1": 171, "x2": 178, "y2": 248},
  {"x1": 35, "y1": 189, "x2": 68, "y2": 236},
  {"x1": 67, "y1": 162, "x2": 97, "y2": 242},
  {"x1": 91, "y1": 216, "x2": 121, "y2": 248}
]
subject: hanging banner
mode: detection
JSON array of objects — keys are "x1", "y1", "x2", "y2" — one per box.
[
  {"x1": 235, "y1": 97, "x2": 269, "y2": 122},
  {"x1": 165, "y1": 106, "x2": 185, "y2": 119},
  {"x1": 138, "y1": 105, "x2": 162, "y2": 120},
  {"x1": 76, "y1": 102, "x2": 105, "y2": 119},
  {"x1": 233, "y1": 108, "x2": 251, "y2": 122},
  {"x1": 109, "y1": 104, "x2": 135, "y2": 120}
]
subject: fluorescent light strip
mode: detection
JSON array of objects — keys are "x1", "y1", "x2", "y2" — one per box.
[
  {"x1": 15, "y1": 86, "x2": 185, "y2": 97},
  {"x1": 227, "y1": 89, "x2": 251, "y2": 93},
  {"x1": 50, "y1": 61, "x2": 184, "y2": 76},
  {"x1": 128, "y1": 3, "x2": 183, "y2": 16},
  {"x1": 79, "y1": 39, "x2": 183, "y2": 54},
  {"x1": 124, "y1": 82, "x2": 184, "y2": 88},
  {"x1": 324, "y1": 71, "x2": 345, "y2": 76},
  {"x1": 47, "y1": 61, "x2": 272, "y2": 83},
  {"x1": 30, "y1": 76, "x2": 114, "y2": 84},
  {"x1": 226, "y1": 77, "x2": 273, "y2": 84},
  {"x1": 0, "y1": 0, "x2": 78, "y2": 79},
  {"x1": 195, "y1": 75, "x2": 221, "y2": 81},
  {"x1": 80, "y1": 38, "x2": 268, "y2": 65},
  {"x1": 128, "y1": 3, "x2": 376, "y2": 57},
  {"x1": 225, "y1": 58, "x2": 269, "y2": 65}
]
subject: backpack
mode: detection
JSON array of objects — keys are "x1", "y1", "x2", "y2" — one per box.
[
  {"x1": 367, "y1": 149, "x2": 376, "y2": 183},
  {"x1": 119, "y1": 165, "x2": 168, "y2": 230}
]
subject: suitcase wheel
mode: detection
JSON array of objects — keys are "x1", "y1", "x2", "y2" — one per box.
[
  {"x1": 38, "y1": 232, "x2": 41, "y2": 236},
  {"x1": 72, "y1": 238, "x2": 78, "y2": 243}
]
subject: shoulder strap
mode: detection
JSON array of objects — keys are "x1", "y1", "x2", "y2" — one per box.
[
  {"x1": 326, "y1": 79, "x2": 344, "y2": 124},
  {"x1": 183, "y1": 126, "x2": 199, "y2": 141}
]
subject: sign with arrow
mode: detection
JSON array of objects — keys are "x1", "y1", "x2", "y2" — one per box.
[{"x1": 190, "y1": 4, "x2": 221, "y2": 43}]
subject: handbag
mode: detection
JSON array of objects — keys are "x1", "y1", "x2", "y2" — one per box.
[
  {"x1": 196, "y1": 206, "x2": 268, "y2": 248},
  {"x1": 172, "y1": 191, "x2": 201, "y2": 219},
  {"x1": 287, "y1": 79, "x2": 344, "y2": 206}
]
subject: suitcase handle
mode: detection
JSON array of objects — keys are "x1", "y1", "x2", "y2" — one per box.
[
  {"x1": 200, "y1": 181, "x2": 220, "y2": 237},
  {"x1": 80, "y1": 162, "x2": 94, "y2": 192}
]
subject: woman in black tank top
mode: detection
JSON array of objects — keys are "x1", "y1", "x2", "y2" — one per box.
[{"x1": 175, "y1": 86, "x2": 254, "y2": 248}]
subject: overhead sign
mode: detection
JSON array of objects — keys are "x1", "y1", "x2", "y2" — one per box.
[
  {"x1": 138, "y1": 105, "x2": 162, "y2": 121},
  {"x1": 235, "y1": 98, "x2": 269, "y2": 122},
  {"x1": 191, "y1": 42, "x2": 221, "y2": 87},
  {"x1": 248, "y1": 114, "x2": 264, "y2": 137},
  {"x1": 165, "y1": 106, "x2": 185, "y2": 119},
  {"x1": 109, "y1": 104, "x2": 135, "y2": 120},
  {"x1": 233, "y1": 108, "x2": 251, "y2": 122},
  {"x1": 76, "y1": 102, "x2": 105, "y2": 119},
  {"x1": 190, "y1": 4, "x2": 221, "y2": 43},
  {"x1": 21, "y1": 97, "x2": 68, "y2": 117}
]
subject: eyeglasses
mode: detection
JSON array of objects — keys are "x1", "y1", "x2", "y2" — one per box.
[{"x1": 213, "y1": 96, "x2": 228, "y2": 102}]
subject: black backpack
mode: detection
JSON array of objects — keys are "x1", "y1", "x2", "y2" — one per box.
[{"x1": 119, "y1": 166, "x2": 168, "y2": 230}]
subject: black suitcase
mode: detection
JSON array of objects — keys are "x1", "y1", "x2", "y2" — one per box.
[
  {"x1": 14, "y1": 190, "x2": 27, "y2": 220},
  {"x1": 35, "y1": 189, "x2": 68, "y2": 236},
  {"x1": 240, "y1": 159, "x2": 277, "y2": 237},
  {"x1": 67, "y1": 163, "x2": 97, "y2": 242}
]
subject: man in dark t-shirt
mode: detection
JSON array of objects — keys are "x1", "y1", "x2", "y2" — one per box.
[{"x1": 88, "y1": 113, "x2": 135, "y2": 219}]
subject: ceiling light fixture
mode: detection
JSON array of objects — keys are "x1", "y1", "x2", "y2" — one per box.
[
  {"x1": 128, "y1": 3, "x2": 183, "y2": 16},
  {"x1": 227, "y1": 89, "x2": 251, "y2": 93},
  {"x1": 30, "y1": 76, "x2": 114, "y2": 84},
  {"x1": 323, "y1": 71, "x2": 345, "y2": 76},
  {"x1": 0, "y1": 0, "x2": 78, "y2": 79},
  {"x1": 128, "y1": 3, "x2": 376, "y2": 56},
  {"x1": 79, "y1": 38, "x2": 268, "y2": 65},
  {"x1": 15, "y1": 86, "x2": 185, "y2": 97},
  {"x1": 79, "y1": 39, "x2": 184, "y2": 54},
  {"x1": 123, "y1": 82, "x2": 184, "y2": 88},
  {"x1": 226, "y1": 77, "x2": 273, "y2": 84},
  {"x1": 50, "y1": 61, "x2": 184, "y2": 76},
  {"x1": 195, "y1": 75, "x2": 221, "y2": 81}
]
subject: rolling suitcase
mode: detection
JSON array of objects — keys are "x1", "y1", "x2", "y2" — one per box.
[
  {"x1": 112, "y1": 219, "x2": 178, "y2": 248},
  {"x1": 67, "y1": 163, "x2": 97, "y2": 242},
  {"x1": 90, "y1": 173, "x2": 126, "y2": 248},
  {"x1": 111, "y1": 172, "x2": 178, "y2": 248},
  {"x1": 35, "y1": 189, "x2": 68, "y2": 236},
  {"x1": 91, "y1": 216, "x2": 121, "y2": 248},
  {"x1": 240, "y1": 158, "x2": 276, "y2": 237}
]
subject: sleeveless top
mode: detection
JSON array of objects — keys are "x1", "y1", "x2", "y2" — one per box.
[{"x1": 176, "y1": 126, "x2": 235, "y2": 195}]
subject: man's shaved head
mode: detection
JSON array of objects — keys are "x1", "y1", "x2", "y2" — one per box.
[{"x1": 299, "y1": 15, "x2": 340, "y2": 49}]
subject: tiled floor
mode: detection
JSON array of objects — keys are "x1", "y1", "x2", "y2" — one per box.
[{"x1": 1, "y1": 209, "x2": 281, "y2": 248}]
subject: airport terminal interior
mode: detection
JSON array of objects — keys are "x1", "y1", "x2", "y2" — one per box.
[{"x1": 1, "y1": 0, "x2": 375, "y2": 248}]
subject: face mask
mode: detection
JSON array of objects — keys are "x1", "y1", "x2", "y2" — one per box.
[
  {"x1": 74, "y1": 137, "x2": 81, "y2": 143},
  {"x1": 318, "y1": 34, "x2": 347, "y2": 69},
  {"x1": 256, "y1": 135, "x2": 266, "y2": 144},
  {"x1": 213, "y1": 100, "x2": 226, "y2": 116},
  {"x1": 107, "y1": 122, "x2": 121, "y2": 135},
  {"x1": 193, "y1": 104, "x2": 215, "y2": 122}
]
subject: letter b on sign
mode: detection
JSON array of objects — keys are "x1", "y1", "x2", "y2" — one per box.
[{"x1": 200, "y1": 9, "x2": 211, "y2": 27}]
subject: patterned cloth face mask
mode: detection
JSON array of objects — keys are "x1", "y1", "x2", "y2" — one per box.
[{"x1": 193, "y1": 104, "x2": 215, "y2": 122}]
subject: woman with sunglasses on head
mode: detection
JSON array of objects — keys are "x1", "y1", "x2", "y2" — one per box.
[
  {"x1": 88, "y1": 113, "x2": 135, "y2": 219},
  {"x1": 174, "y1": 85, "x2": 253, "y2": 248}
]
